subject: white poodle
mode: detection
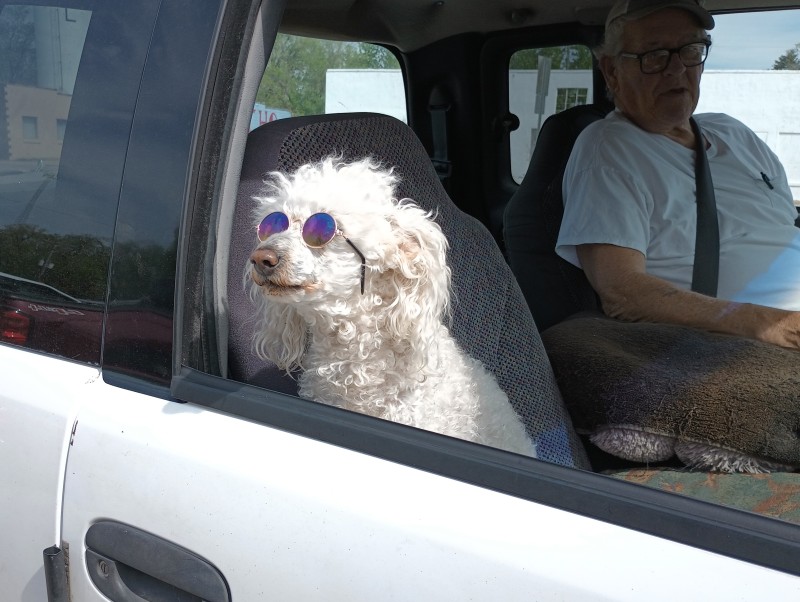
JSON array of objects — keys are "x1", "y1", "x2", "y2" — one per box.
[{"x1": 245, "y1": 158, "x2": 536, "y2": 458}]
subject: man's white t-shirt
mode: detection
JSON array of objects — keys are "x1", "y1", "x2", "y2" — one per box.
[{"x1": 557, "y1": 111, "x2": 800, "y2": 310}]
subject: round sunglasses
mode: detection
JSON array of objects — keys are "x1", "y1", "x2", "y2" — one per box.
[{"x1": 256, "y1": 211, "x2": 366, "y2": 294}]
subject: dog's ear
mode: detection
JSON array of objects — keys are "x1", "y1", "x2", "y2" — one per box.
[
  {"x1": 380, "y1": 200, "x2": 451, "y2": 346},
  {"x1": 249, "y1": 287, "x2": 308, "y2": 373}
]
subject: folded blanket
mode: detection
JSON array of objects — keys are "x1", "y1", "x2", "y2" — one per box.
[{"x1": 541, "y1": 314, "x2": 800, "y2": 467}]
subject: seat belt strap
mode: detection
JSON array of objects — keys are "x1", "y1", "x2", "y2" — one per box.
[
  {"x1": 428, "y1": 89, "x2": 452, "y2": 181},
  {"x1": 689, "y1": 117, "x2": 719, "y2": 297}
]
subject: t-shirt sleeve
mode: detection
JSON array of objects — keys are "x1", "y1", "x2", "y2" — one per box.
[{"x1": 556, "y1": 129, "x2": 653, "y2": 268}]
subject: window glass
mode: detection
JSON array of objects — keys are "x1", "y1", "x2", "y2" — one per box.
[
  {"x1": 0, "y1": 2, "x2": 155, "y2": 363},
  {"x1": 697, "y1": 9, "x2": 800, "y2": 205},
  {"x1": 555, "y1": 87, "x2": 588, "y2": 112},
  {"x1": 22, "y1": 115, "x2": 38, "y2": 140},
  {"x1": 508, "y1": 45, "x2": 593, "y2": 183},
  {"x1": 253, "y1": 33, "x2": 405, "y2": 129},
  {"x1": 0, "y1": 4, "x2": 96, "y2": 358}
]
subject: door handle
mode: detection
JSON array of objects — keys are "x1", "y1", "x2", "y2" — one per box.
[{"x1": 85, "y1": 521, "x2": 230, "y2": 602}]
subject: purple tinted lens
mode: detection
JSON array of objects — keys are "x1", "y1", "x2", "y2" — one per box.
[
  {"x1": 302, "y1": 213, "x2": 337, "y2": 247},
  {"x1": 257, "y1": 212, "x2": 289, "y2": 241}
]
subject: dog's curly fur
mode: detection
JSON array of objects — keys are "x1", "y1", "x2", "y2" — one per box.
[{"x1": 246, "y1": 158, "x2": 536, "y2": 457}]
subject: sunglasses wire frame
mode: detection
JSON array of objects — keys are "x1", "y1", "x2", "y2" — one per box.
[{"x1": 257, "y1": 211, "x2": 366, "y2": 294}]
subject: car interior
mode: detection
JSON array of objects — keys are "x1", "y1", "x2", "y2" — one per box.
[{"x1": 184, "y1": 0, "x2": 800, "y2": 526}]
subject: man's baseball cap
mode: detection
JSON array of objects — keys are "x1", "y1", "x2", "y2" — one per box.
[{"x1": 606, "y1": 0, "x2": 715, "y2": 30}]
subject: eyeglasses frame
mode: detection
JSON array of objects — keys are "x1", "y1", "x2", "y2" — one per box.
[
  {"x1": 256, "y1": 211, "x2": 366, "y2": 295},
  {"x1": 619, "y1": 39, "x2": 711, "y2": 74}
]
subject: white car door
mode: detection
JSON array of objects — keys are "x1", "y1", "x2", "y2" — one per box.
[
  {"x1": 6, "y1": 344, "x2": 800, "y2": 601},
  {"x1": 52, "y1": 365, "x2": 800, "y2": 601}
]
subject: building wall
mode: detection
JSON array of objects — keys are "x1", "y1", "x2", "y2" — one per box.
[
  {"x1": 0, "y1": 6, "x2": 89, "y2": 163},
  {"x1": 33, "y1": 7, "x2": 90, "y2": 95},
  {"x1": 325, "y1": 69, "x2": 408, "y2": 123},
  {"x1": 0, "y1": 88, "x2": 8, "y2": 160},
  {"x1": 250, "y1": 104, "x2": 292, "y2": 130},
  {"x1": 508, "y1": 70, "x2": 594, "y2": 181},
  {"x1": 3, "y1": 84, "x2": 70, "y2": 161}
]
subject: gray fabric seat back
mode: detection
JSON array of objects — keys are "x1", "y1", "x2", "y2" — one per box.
[
  {"x1": 227, "y1": 112, "x2": 589, "y2": 469},
  {"x1": 504, "y1": 104, "x2": 610, "y2": 332}
]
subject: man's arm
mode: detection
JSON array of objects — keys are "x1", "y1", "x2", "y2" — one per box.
[{"x1": 577, "y1": 243, "x2": 800, "y2": 350}]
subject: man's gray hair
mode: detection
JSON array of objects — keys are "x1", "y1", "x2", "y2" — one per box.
[
  {"x1": 594, "y1": 14, "x2": 629, "y2": 60},
  {"x1": 595, "y1": 18, "x2": 629, "y2": 102}
]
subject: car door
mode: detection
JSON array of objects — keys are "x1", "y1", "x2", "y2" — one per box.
[
  {"x1": 11, "y1": 1, "x2": 800, "y2": 600},
  {"x1": 59, "y1": 368, "x2": 800, "y2": 602}
]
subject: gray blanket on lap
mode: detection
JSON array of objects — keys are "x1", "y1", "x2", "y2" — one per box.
[{"x1": 541, "y1": 314, "x2": 800, "y2": 465}]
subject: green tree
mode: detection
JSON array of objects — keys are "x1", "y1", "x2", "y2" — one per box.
[
  {"x1": 111, "y1": 238, "x2": 176, "y2": 307},
  {"x1": 0, "y1": 225, "x2": 109, "y2": 301},
  {"x1": 344, "y1": 42, "x2": 395, "y2": 69},
  {"x1": 772, "y1": 43, "x2": 800, "y2": 70},
  {"x1": 510, "y1": 45, "x2": 593, "y2": 70},
  {"x1": 257, "y1": 34, "x2": 397, "y2": 116}
]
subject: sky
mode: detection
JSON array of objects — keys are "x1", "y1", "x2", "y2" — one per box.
[{"x1": 705, "y1": 10, "x2": 800, "y2": 70}]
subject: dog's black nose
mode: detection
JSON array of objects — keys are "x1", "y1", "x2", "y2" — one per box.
[{"x1": 250, "y1": 248, "x2": 280, "y2": 273}]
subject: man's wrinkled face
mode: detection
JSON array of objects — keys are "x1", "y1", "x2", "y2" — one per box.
[{"x1": 601, "y1": 9, "x2": 707, "y2": 136}]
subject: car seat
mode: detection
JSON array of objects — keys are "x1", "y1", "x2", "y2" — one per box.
[
  {"x1": 502, "y1": 106, "x2": 800, "y2": 520},
  {"x1": 226, "y1": 112, "x2": 590, "y2": 469},
  {"x1": 504, "y1": 103, "x2": 611, "y2": 332}
]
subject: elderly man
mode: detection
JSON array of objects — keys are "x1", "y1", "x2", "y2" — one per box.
[{"x1": 556, "y1": 0, "x2": 800, "y2": 349}]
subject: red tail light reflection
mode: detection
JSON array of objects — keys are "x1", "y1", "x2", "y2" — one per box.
[{"x1": 1, "y1": 309, "x2": 32, "y2": 344}]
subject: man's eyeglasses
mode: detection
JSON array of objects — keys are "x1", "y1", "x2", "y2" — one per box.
[
  {"x1": 619, "y1": 41, "x2": 711, "y2": 74},
  {"x1": 257, "y1": 211, "x2": 366, "y2": 294}
]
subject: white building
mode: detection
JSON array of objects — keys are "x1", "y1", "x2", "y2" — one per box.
[
  {"x1": 325, "y1": 68, "x2": 800, "y2": 201},
  {"x1": 325, "y1": 69, "x2": 407, "y2": 123},
  {"x1": 250, "y1": 103, "x2": 291, "y2": 130}
]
